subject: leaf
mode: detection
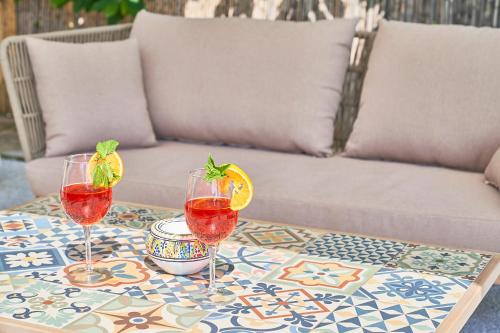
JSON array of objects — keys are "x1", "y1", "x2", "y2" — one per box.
[
  {"x1": 126, "y1": 0, "x2": 143, "y2": 15},
  {"x1": 119, "y1": 1, "x2": 128, "y2": 16},
  {"x1": 203, "y1": 154, "x2": 231, "y2": 182},
  {"x1": 48, "y1": 0, "x2": 144, "y2": 22},
  {"x1": 102, "y1": 163, "x2": 113, "y2": 181},
  {"x1": 50, "y1": 0, "x2": 71, "y2": 8},
  {"x1": 92, "y1": 164, "x2": 104, "y2": 187},
  {"x1": 96, "y1": 139, "x2": 119, "y2": 158},
  {"x1": 96, "y1": 142, "x2": 107, "y2": 159},
  {"x1": 107, "y1": 12, "x2": 123, "y2": 24},
  {"x1": 92, "y1": 0, "x2": 109, "y2": 11},
  {"x1": 73, "y1": 0, "x2": 88, "y2": 12},
  {"x1": 104, "y1": 2, "x2": 119, "y2": 17}
]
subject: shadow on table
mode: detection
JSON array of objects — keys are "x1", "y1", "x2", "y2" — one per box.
[{"x1": 64, "y1": 235, "x2": 121, "y2": 261}]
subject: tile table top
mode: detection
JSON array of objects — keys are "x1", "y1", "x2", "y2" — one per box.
[{"x1": 0, "y1": 195, "x2": 498, "y2": 333}]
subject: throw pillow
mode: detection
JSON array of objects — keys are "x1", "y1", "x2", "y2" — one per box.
[
  {"x1": 345, "y1": 20, "x2": 500, "y2": 171},
  {"x1": 26, "y1": 37, "x2": 157, "y2": 157},
  {"x1": 131, "y1": 11, "x2": 357, "y2": 157}
]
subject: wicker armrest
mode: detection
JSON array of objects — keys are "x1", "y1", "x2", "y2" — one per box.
[{"x1": 0, "y1": 24, "x2": 132, "y2": 161}]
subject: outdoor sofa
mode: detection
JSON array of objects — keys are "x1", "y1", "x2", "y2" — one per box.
[{"x1": 2, "y1": 11, "x2": 500, "y2": 252}]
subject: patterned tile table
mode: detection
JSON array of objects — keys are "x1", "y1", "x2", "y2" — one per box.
[{"x1": 0, "y1": 195, "x2": 498, "y2": 333}]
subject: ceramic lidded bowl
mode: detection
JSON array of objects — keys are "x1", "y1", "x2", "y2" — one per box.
[{"x1": 146, "y1": 217, "x2": 209, "y2": 275}]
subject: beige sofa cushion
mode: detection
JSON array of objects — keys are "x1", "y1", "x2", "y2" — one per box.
[
  {"x1": 485, "y1": 147, "x2": 500, "y2": 188},
  {"x1": 27, "y1": 141, "x2": 500, "y2": 252},
  {"x1": 131, "y1": 11, "x2": 357, "y2": 157},
  {"x1": 345, "y1": 21, "x2": 500, "y2": 171},
  {"x1": 26, "y1": 37, "x2": 156, "y2": 157}
]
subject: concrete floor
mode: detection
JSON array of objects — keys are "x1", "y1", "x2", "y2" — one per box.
[{"x1": 0, "y1": 116, "x2": 22, "y2": 158}]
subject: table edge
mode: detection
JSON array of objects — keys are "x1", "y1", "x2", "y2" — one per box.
[
  {"x1": 436, "y1": 254, "x2": 500, "y2": 332},
  {"x1": 0, "y1": 316, "x2": 67, "y2": 333}
]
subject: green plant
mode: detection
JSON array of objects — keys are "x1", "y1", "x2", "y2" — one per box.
[{"x1": 50, "y1": 0, "x2": 145, "y2": 24}]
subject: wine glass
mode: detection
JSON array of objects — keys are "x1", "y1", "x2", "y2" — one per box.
[
  {"x1": 60, "y1": 153, "x2": 112, "y2": 284},
  {"x1": 184, "y1": 168, "x2": 238, "y2": 304}
]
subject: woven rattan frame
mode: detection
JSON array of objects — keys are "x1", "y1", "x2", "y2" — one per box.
[{"x1": 0, "y1": 24, "x2": 373, "y2": 161}]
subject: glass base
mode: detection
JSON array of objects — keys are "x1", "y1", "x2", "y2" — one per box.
[
  {"x1": 189, "y1": 287, "x2": 236, "y2": 306},
  {"x1": 66, "y1": 267, "x2": 112, "y2": 285}
]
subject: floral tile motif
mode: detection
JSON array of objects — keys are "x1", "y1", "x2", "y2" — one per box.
[
  {"x1": 11, "y1": 194, "x2": 179, "y2": 230},
  {"x1": 217, "y1": 281, "x2": 346, "y2": 329},
  {"x1": 66, "y1": 259, "x2": 152, "y2": 292},
  {"x1": 63, "y1": 295, "x2": 208, "y2": 332},
  {"x1": 314, "y1": 296, "x2": 452, "y2": 333},
  {"x1": 229, "y1": 222, "x2": 323, "y2": 252},
  {"x1": 386, "y1": 244, "x2": 491, "y2": 281},
  {"x1": 218, "y1": 241, "x2": 297, "y2": 279},
  {"x1": 353, "y1": 267, "x2": 471, "y2": 309},
  {"x1": 29, "y1": 258, "x2": 154, "y2": 295},
  {"x1": 263, "y1": 255, "x2": 378, "y2": 295},
  {"x1": 0, "y1": 280, "x2": 116, "y2": 328},
  {"x1": 0, "y1": 248, "x2": 67, "y2": 273},
  {"x1": 188, "y1": 312, "x2": 310, "y2": 332},
  {"x1": 303, "y1": 233, "x2": 406, "y2": 265}
]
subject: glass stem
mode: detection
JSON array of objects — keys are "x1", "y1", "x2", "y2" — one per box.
[
  {"x1": 208, "y1": 245, "x2": 218, "y2": 293},
  {"x1": 83, "y1": 225, "x2": 92, "y2": 273}
]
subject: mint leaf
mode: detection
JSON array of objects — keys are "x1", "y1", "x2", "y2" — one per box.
[
  {"x1": 102, "y1": 163, "x2": 113, "y2": 180},
  {"x1": 92, "y1": 139, "x2": 121, "y2": 188},
  {"x1": 204, "y1": 154, "x2": 231, "y2": 182},
  {"x1": 96, "y1": 139, "x2": 119, "y2": 158},
  {"x1": 93, "y1": 164, "x2": 104, "y2": 187}
]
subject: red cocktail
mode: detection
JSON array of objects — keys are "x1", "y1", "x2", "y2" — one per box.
[
  {"x1": 184, "y1": 197, "x2": 238, "y2": 245},
  {"x1": 60, "y1": 152, "x2": 117, "y2": 285},
  {"x1": 184, "y1": 158, "x2": 253, "y2": 305},
  {"x1": 61, "y1": 183, "x2": 112, "y2": 226}
]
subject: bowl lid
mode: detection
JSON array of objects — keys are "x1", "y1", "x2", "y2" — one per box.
[{"x1": 150, "y1": 217, "x2": 195, "y2": 241}]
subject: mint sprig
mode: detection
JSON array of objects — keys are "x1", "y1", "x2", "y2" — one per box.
[
  {"x1": 204, "y1": 154, "x2": 230, "y2": 182},
  {"x1": 92, "y1": 139, "x2": 120, "y2": 188}
]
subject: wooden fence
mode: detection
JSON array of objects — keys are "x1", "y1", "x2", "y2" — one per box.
[{"x1": 2, "y1": 0, "x2": 500, "y2": 116}]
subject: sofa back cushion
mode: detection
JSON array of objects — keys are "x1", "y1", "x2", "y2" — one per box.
[
  {"x1": 345, "y1": 21, "x2": 500, "y2": 171},
  {"x1": 131, "y1": 11, "x2": 357, "y2": 157},
  {"x1": 26, "y1": 37, "x2": 157, "y2": 157}
]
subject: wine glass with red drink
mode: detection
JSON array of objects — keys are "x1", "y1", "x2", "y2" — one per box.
[
  {"x1": 184, "y1": 168, "x2": 239, "y2": 304},
  {"x1": 60, "y1": 153, "x2": 112, "y2": 284}
]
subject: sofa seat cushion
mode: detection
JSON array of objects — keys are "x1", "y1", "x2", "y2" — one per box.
[{"x1": 27, "y1": 141, "x2": 500, "y2": 252}]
